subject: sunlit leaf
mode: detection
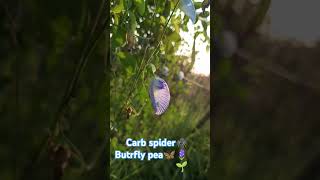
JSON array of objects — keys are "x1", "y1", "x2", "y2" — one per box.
[
  {"x1": 150, "y1": 64, "x2": 156, "y2": 74},
  {"x1": 194, "y1": 2, "x2": 202, "y2": 9},
  {"x1": 112, "y1": 0, "x2": 124, "y2": 14},
  {"x1": 206, "y1": 45, "x2": 210, "y2": 52},
  {"x1": 114, "y1": 14, "x2": 119, "y2": 25},
  {"x1": 201, "y1": 20, "x2": 207, "y2": 32},
  {"x1": 160, "y1": 16, "x2": 166, "y2": 25},
  {"x1": 171, "y1": 15, "x2": 181, "y2": 33},
  {"x1": 167, "y1": 31, "x2": 181, "y2": 42},
  {"x1": 129, "y1": 11, "x2": 137, "y2": 32},
  {"x1": 116, "y1": 51, "x2": 126, "y2": 59}
]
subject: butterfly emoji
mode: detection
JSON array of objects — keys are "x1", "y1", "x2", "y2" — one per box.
[{"x1": 164, "y1": 150, "x2": 175, "y2": 160}]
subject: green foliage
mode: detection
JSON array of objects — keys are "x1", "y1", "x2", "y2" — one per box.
[
  {"x1": 110, "y1": 0, "x2": 210, "y2": 179},
  {"x1": 0, "y1": 0, "x2": 106, "y2": 179},
  {"x1": 112, "y1": 0, "x2": 124, "y2": 13},
  {"x1": 213, "y1": 1, "x2": 320, "y2": 179},
  {"x1": 134, "y1": 0, "x2": 146, "y2": 15},
  {"x1": 149, "y1": 64, "x2": 156, "y2": 74}
]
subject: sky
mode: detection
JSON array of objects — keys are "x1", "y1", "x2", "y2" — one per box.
[
  {"x1": 152, "y1": 1, "x2": 320, "y2": 75},
  {"x1": 176, "y1": 0, "x2": 320, "y2": 76},
  {"x1": 174, "y1": 1, "x2": 320, "y2": 76},
  {"x1": 179, "y1": 0, "x2": 320, "y2": 76},
  {"x1": 176, "y1": 6, "x2": 211, "y2": 76},
  {"x1": 268, "y1": 1, "x2": 320, "y2": 46}
]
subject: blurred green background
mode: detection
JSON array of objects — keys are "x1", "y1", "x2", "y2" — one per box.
[
  {"x1": 0, "y1": 0, "x2": 107, "y2": 179},
  {"x1": 110, "y1": 0, "x2": 210, "y2": 179},
  {"x1": 214, "y1": 0, "x2": 320, "y2": 179}
]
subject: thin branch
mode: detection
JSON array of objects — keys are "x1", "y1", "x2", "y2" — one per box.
[
  {"x1": 184, "y1": 77, "x2": 210, "y2": 91},
  {"x1": 114, "y1": 0, "x2": 181, "y2": 122},
  {"x1": 186, "y1": 34, "x2": 196, "y2": 74},
  {"x1": 190, "y1": 110, "x2": 210, "y2": 134},
  {"x1": 236, "y1": 49, "x2": 320, "y2": 93},
  {"x1": 86, "y1": 136, "x2": 108, "y2": 171},
  {"x1": 61, "y1": 133, "x2": 87, "y2": 168}
]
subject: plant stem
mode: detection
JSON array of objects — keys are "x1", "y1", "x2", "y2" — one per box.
[{"x1": 114, "y1": 0, "x2": 181, "y2": 122}]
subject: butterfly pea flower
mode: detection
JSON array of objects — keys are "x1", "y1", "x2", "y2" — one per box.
[{"x1": 149, "y1": 77, "x2": 170, "y2": 115}]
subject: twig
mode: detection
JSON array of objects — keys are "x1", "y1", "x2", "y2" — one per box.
[
  {"x1": 86, "y1": 135, "x2": 108, "y2": 171},
  {"x1": 184, "y1": 77, "x2": 210, "y2": 91},
  {"x1": 191, "y1": 110, "x2": 210, "y2": 134},
  {"x1": 114, "y1": 0, "x2": 181, "y2": 122},
  {"x1": 236, "y1": 49, "x2": 320, "y2": 93},
  {"x1": 61, "y1": 133, "x2": 87, "y2": 168},
  {"x1": 185, "y1": 33, "x2": 196, "y2": 74}
]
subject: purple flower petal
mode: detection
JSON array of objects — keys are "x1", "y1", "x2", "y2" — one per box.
[
  {"x1": 149, "y1": 77, "x2": 170, "y2": 115},
  {"x1": 179, "y1": 149, "x2": 185, "y2": 158}
]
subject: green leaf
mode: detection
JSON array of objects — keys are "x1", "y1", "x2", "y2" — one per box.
[
  {"x1": 201, "y1": 20, "x2": 208, "y2": 32},
  {"x1": 118, "y1": 52, "x2": 137, "y2": 68},
  {"x1": 112, "y1": 0, "x2": 124, "y2": 14},
  {"x1": 195, "y1": 31, "x2": 201, "y2": 38},
  {"x1": 129, "y1": 11, "x2": 137, "y2": 32},
  {"x1": 202, "y1": 0, "x2": 210, "y2": 10},
  {"x1": 114, "y1": 14, "x2": 119, "y2": 25},
  {"x1": 126, "y1": 0, "x2": 133, "y2": 9},
  {"x1": 176, "y1": 163, "x2": 183, "y2": 167},
  {"x1": 194, "y1": 2, "x2": 202, "y2": 9},
  {"x1": 171, "y1": 16, "x2": 181, "y2": 33},
  {"x1": 150, "y1": 64, "x2": 156, "y2": 74},
  {"x1": 181, "y1": 161, "x2": 188, "y2": 167},
  {"x1": 116, "y1": 51, "x2": 126, "y2": 59},
  {"x1": 167, "y1": 31, "x2": 181, "y2": 42},
  {"x1": 163, "y1": 0, "x2": 171, "y2": 17},
  {"x1": 134, "y1": 0, "x2": 145, "y2": 15},
  {"x1": 111, "y1": 28, "x2": 125, "y2": 47},
  {"x1": 160, "y1": 16, "x2": 166, "y2": 25},
  {"x1": 181, "y1": 25, "x2": 188, "y2": 32},
  {"x1": 199, "y1": 11, "x2": 210, "y2": 18}
]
